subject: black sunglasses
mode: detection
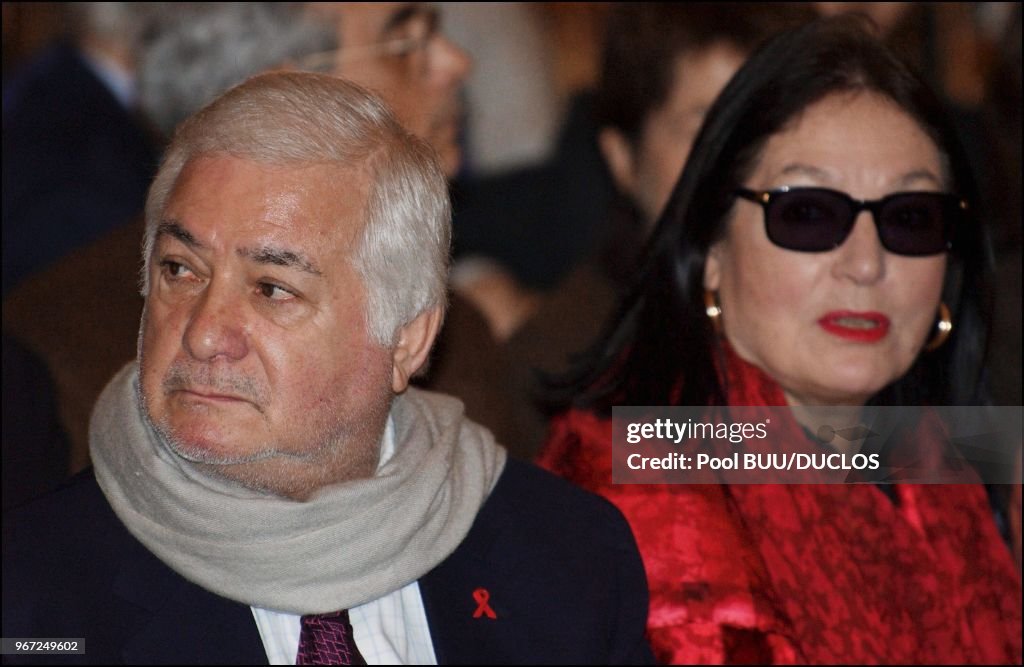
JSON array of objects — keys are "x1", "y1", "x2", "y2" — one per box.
[{"x1": 734, "y1": 187, "x2": 963, "y2": 256}]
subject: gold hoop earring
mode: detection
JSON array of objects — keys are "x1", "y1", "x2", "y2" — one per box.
[
  {"x1": 924, "y1": 302, "x2": 953, "y2": 351},
  {"x1": 704, "y1": 290, "x2": 722, "y2": 335}
]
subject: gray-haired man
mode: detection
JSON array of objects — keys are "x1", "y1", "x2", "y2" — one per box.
[{"x1": 2, "y1": 71, "x2": 652, "y2": 665}]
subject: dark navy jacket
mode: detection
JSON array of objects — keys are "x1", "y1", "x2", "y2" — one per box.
[
  {"x1": 3, "y1": 459, "x2": 653, "y2": 665},
  {"x1": 2, "y1": 43, "x2": 158, "y2": 294}
]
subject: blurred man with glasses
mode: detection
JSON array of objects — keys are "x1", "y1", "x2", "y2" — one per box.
[{"x1": 306, "y1": 3, "x2": 470, "y2": 177}]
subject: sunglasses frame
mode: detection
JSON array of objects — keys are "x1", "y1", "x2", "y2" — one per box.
[{"x1": 734, "y1": 186, "x2": 964, "y2": 256}]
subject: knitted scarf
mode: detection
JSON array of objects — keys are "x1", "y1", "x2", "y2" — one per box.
[{"x1": 91, "y1": 362, "x2": 506, "y2": 614}]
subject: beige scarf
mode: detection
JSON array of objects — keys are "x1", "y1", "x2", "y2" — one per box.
[{"x1": 90, "y1": 363, "x2": 506, "y2": 614}]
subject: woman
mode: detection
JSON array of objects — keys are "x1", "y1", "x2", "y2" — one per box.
[{"x1": 538, "y1": 16, "x2": 1021, "y2": 664}]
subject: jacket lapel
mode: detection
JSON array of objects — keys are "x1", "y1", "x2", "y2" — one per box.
[
  {"x1": 419, "y1": 462, "x2": 568, "y2": 665},
  {"x1": 113, "y1": 535, "x2": 268, "y2": 665}
]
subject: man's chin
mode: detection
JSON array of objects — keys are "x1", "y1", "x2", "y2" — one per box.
[
  {"x1": 438, "y1": 143, "x2": 462, "y2": 179},
  {"x1": 157, "y1": 424, "x2": 273, "y2": 466}
]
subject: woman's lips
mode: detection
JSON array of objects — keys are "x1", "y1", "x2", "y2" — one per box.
[{"x1": 818, "y1": 311, "x2": 891, "y2": 342}]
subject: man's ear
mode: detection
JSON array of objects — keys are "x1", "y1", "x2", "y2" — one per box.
[
  {"x1": 391, "y1": 305, "x2": 444, "y2": 393},
  {"x1": 598, "y1": 127, "x2": 637, "y2": 198}
]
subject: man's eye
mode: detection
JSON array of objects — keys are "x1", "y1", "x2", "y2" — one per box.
[
  {"x1": 258, "y1": 283, "x2": 294, "y2": 301},
  {"x1": 391, "y1": 38, "x2": 419, "y2": 57},
  {"x1": 161, "y1": 260, "x2": 194, "y2": 280},
  {"x1": 386, "y1": 12, "x2": 436, "y2": 59}
]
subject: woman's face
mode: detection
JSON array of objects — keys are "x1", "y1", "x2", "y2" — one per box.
[{"x1": 704, "y1": 91, "x2": 948, "y2": 407}]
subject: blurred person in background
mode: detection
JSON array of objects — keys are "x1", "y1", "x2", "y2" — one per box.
[
  {"x1": 2, "y1": 2, "x2": 168, "y2": 507},
  {"x1": 538, "y1": 15, "x2": 1021, "y2": 663},
  {"x1": 3, "y1": 3, "x2": 338, "y2": 481},
  {"x1": 434, "y1": 2, "x2": 563, "y2": 344},
  {"x1": 439, "y1": 2, "x2": 561, "y2": 179},
  {"x1": 2, "y1": 2, "x2": 165, "y2": 294},
  {"x1": 495, "y1": 3, "x2": 816, "y2": 459},
  {"x1": 972, "y1": 1, "x2": 1022, "y2": 410},
  {"x1": 2, "y1": 333, "x2": 69, "y2": 511}
]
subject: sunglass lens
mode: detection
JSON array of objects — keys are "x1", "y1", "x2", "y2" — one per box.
[
  {"x1": 766, "y1": 190, "x2": 851, "y2": 251},
  {"x1": 878, "y1": 194, "x2": 949, "y2": 255}
]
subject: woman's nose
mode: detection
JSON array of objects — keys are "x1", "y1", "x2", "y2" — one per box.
[{"x1": 832, "y1": 211, "x2": 887, "y2": 285}]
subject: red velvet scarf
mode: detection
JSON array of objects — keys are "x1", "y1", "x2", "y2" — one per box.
[{"x1": 538, "y1": 347, "x2": 1022, "y2": 664}]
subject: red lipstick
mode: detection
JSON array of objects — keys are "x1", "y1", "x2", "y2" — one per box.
[{"x1": 818, "y1": 311, "x2": 890, "y2": 342}]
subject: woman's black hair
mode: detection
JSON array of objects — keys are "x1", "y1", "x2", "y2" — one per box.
[{"x1": 551, "y1": 14, "x2": 992, "y2": 412}]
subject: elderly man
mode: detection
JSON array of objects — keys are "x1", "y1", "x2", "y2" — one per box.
[
  {"x1": 2, "y1": 72, "x2": 652, "y2": 665},
  {"x1": 2, "y1": 2, "x2": 484, "y2": 479}
]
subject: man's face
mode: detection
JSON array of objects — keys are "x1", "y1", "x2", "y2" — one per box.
[
  {"x1": 603, "y1": 42, "x2": 745, "y2": 225},
  {"x1": 630, "y1": 43, "x2": 745, "y2": 224},
  {"x1": 139, "y1": 154, "x2": 395, "y2": 499},
  {"x1": 319, "y1": 3, "x2": 471, "y2": 177}
]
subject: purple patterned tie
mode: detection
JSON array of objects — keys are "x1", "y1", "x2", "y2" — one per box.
[{"x1": 295, "y1": 610, "x2": 367, "y2": 665}]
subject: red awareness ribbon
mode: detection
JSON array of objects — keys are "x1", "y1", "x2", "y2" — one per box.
[{"x1": 472, "y1": 587, "x2": 497, "y2": 619}]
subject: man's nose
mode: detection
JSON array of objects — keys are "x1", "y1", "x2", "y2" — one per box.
[
  {"x1": 182, "y1": 282, "x2": 250, "y2": 362},
  {"x1": 431, "y1": 32, "x2": 472, "y2": 85}
]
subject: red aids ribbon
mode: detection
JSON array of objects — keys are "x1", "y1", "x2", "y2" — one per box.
[{"x1": 472, "y1": 587, "x2": 497, "y2": 619}]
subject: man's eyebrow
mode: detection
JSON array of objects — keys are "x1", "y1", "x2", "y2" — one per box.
[
  {"x1": 238, "y1": 245, "x2": 322, "y2": 276},
  {"x1": 156, "y1": 220, "x2": 205, "y2": 249},
  {"x1": 381, "y1": 3, "x2": 422, "y2": 36}
]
